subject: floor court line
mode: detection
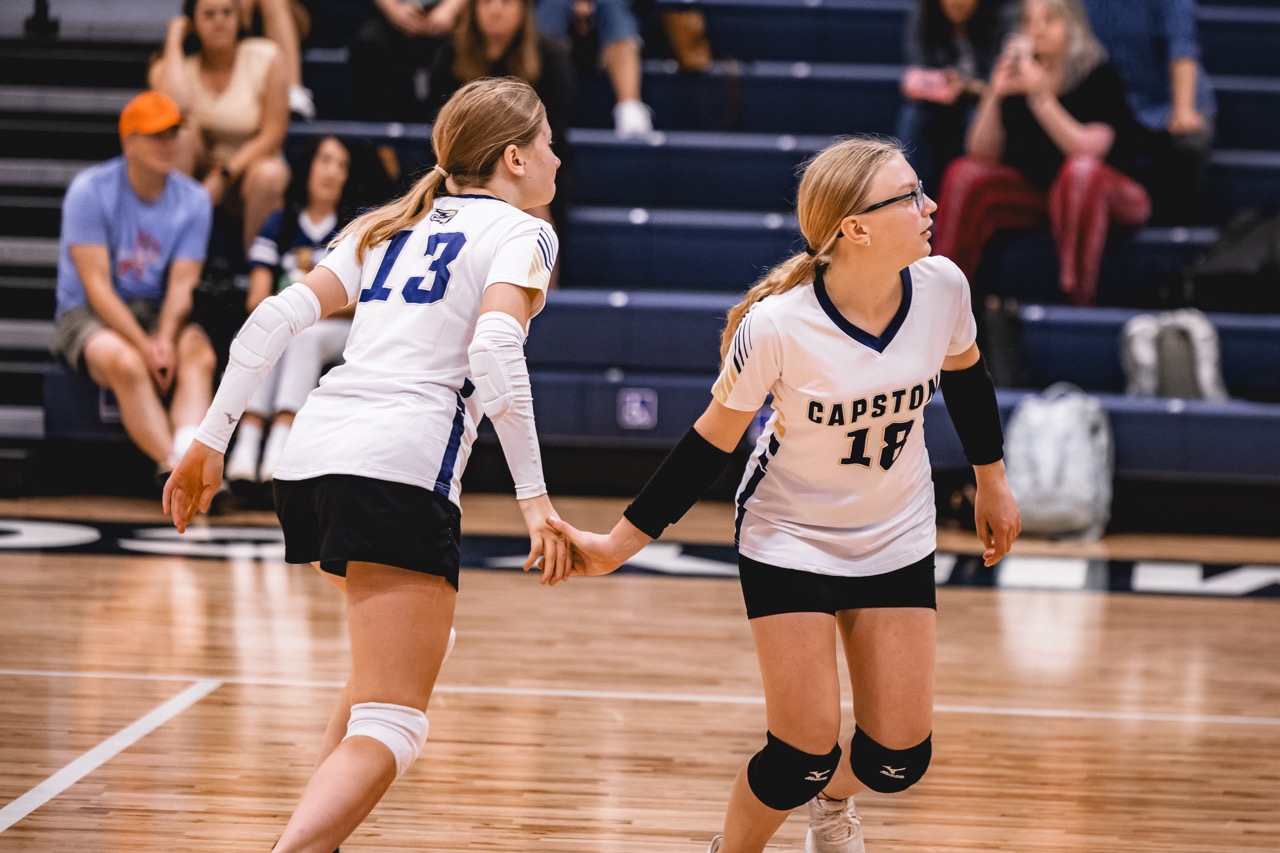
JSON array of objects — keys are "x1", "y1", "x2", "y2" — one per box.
[
  {"x1": 3, "y1": 668, "x2": 1279, "y2": 728},
  {"x1": 0, "y1": 679, "x2": 222, "y2": 832}
]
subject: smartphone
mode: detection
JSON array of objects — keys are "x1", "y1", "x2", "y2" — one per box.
[
  {"x1": 1004, "y1": 34, "x2": 1032, "y2": 66},
  {"x1": 904, "y1": 67, "x2": 951, "y2": 100}
]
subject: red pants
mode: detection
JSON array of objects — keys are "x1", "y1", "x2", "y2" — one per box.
[{"x1": 930, "y1": 155, "x2": 1152, "y2": 305}]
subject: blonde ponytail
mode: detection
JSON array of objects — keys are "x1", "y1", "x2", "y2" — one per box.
[
  {"x1": 719, "y1": 135, "x2": 904, "y2": 366},
  {"x1": 720, "y1": 253, "x2": 817, "y2": 362},
  {"x1": 329, "y1": 77, "x2": 546, "y2": 263},
  {"x1": 331, "y1": 169, "x2": 446, "y2": 261}
]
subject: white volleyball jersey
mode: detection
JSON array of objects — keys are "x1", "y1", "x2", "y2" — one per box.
[
  {"x1": 272, "y1": 194, "x2": 557, "y2": 505},
  {"x1": 714, "y1": 255, "x2": 977, "y2": 577}
]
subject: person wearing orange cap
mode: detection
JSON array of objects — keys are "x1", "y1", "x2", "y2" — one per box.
[{"x1": 50, "y1": 90, "x2": 218, "y2": 486}]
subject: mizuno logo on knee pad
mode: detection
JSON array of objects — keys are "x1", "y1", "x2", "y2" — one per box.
[
  {"x1": 850, "y1": 727, "x2": 932, "y2": 794},
  {"x1": 746, "y1": 732, "x2": 843, "y2": 811}
]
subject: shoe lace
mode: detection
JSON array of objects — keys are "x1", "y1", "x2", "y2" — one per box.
[{"x1": 811, "y1": 798, "x2": 861, "y2": 843}]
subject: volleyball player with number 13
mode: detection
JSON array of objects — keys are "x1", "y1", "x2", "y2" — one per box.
[{"x1": 165, "y1": 77, "x2": 569, "y2": 853}]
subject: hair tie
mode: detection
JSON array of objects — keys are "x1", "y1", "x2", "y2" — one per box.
[
  {"x1": 804, "y1": 244, "x2": 818, "y2": 257},
  {"x1": 432, "y1": 164, "x2": 449, "y2": 180}
]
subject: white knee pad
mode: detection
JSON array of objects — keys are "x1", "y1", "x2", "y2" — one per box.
[{"x1": 344, "y1": 702, "x2": 429, "y2": 781}]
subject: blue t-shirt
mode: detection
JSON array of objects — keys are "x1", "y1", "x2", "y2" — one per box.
[
  {"x1": 55, "y1": 156, "x2": 212, "y2": 319},
  {"x1": 1082, "y1": 0, "x2": 1217, "y2": 132}
]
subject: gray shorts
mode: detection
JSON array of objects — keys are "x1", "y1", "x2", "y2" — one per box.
[{"x1": 51, "y1": 300, "x2": 160, "y2": 377}]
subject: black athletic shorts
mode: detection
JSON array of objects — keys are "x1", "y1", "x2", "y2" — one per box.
[
  {"x1": 273, "y1": 474, "x2": 463, "y2": 590},
  {"x1": 738, "y1": 551, "x2": 937, "y2": 619}
]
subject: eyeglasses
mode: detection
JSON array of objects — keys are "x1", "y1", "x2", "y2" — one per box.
[{"x1": 855, "y1": 180, "x2": 925, "y2": 215}]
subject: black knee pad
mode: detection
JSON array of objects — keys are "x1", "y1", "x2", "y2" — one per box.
[
  {"x1": 746, "y1": 731, "x2": 842, "y2": 811},
  {"x1": 849, "y1": 726, "x2": 932, "y2": 793}
]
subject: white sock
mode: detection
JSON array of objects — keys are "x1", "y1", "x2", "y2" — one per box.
[
  {"x1": 171, "y1": 424, "x2": 200, "y2": 467},
  {"x1": 259, "y1": 423, "x2": 292, "y2": 481},
  {"x1": 226, "y1": 422, "x2": 263, "y2": 479}
]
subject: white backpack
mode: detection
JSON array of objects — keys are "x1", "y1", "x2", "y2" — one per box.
[
  {"x1": 1004, "y1": 383, "x2": 1114, "y2": 539},
  {"x1": 1120, "y1": 309, "x2": 1228, "y2": 401}
]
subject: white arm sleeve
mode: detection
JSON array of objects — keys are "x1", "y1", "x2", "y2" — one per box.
[
  {"x1": 194, "y1": 283, "x2": 323, "y2": 453},
  {"x1": 467, "y1": 311, "x2": 546, "y2": 500}
]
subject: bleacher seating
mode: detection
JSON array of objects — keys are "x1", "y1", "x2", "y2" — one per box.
[
  {"x1": 516, "y1": 291, "x2": 1280, "y2": 484},
  {"x1": 657, "y1": 0, "x2": 1280, "y2": 75},
  {"x1": 2, "y1": 0, "x2": 1280, "y2": 502}
]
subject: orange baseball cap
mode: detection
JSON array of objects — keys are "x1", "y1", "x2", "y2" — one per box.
[{"x1": 119, "y1": 91, "x2": 183, "y2": 139}]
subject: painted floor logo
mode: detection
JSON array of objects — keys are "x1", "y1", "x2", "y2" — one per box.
[{"x1": 1, "y1": 517, "x2": 1278, "y2": 598}]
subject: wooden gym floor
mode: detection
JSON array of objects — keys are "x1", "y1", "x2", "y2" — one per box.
[{"x1": 0, "y1": 494, "x2": 1277, "y2": 852}]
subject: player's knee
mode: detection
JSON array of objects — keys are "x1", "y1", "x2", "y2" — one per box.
[
  {"x1": 746, "y1": 731, "x2": 842, "y2": 811},
  {"x1": 344, "y1": 702, "x2": 429, "y2": 781},
  {"x1": 849, "y1": 726, "x2": 931, "y2": 794}
]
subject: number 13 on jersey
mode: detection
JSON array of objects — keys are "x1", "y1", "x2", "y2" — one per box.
[{"x1": 359, "y1": 230, "x2": 467, "y2": 305}]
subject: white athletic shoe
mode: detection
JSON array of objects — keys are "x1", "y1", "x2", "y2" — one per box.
[
  {"x1": 613, "y1": 98, "x2": 653, "y2": 137},
  {"x1": 805, "y1": 795, "x2": 864, "y2": 853},
  {"x1": 289, "y1": 84, "x2": 316, "y2": 121},
  {"x1": 706, "y1": 835, "x2": 722, "y2": 853},
  {"x1": 224, "y1": 452, "x2": 259, "y2": 484},
  {"x1": 258, "y1": 424, "x2": 291, "y2": 482}
]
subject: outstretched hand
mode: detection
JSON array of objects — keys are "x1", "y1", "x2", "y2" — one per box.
[
  {"x1": 163, "y1": 440, "x2": 223, "y2": 533},
  {"x1": 517, "y1": 494, "x2": 573, "y2": 586},
  {"x1": 547, "y1": 516, "x2": 652, "y2": 581}
]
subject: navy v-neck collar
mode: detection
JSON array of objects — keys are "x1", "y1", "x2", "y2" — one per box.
[
  {"x1": 451, "y1": 193, "x2": 510, "y2": 204},
  {"x1": 813, "y1": 265, "x2": 913, "y2": 354}
]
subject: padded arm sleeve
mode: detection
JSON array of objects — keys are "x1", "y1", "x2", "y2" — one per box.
[
  {"x1": 194, "y1": 283, "x2": 322, "y2": 453},
  {"x1": 940, "y1": 354, "x2": 1004, "y2": 466},
  {"x1": 467, "y1": 311, "x2": 546, "y2": 500}
]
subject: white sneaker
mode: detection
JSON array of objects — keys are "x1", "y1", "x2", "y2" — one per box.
[
  {"x1": 289, "y1": 84, "x2": 316, "y2": 121},
  {"x1": 706, "y1": 836, "x2": 722, "y2": 853},
  {"x1": 224, "y1": 450, "x2": 259, "y2": 484},
  {"x1": 258, "y1": 424, "x2": 291, "y2": 482},
  {"x1": 805, "y1": 796, "x2": 864, "y2": 853},
  {"x1": 613, "y1": 99, "x2": 653, "y2": 137}
]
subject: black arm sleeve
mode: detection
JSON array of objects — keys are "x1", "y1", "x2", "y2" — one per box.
[
  {"x1": 623, "y1": 427, "x2": 734, "y2": 539},
  {"x1": 941, "y1": 355, "x2": 1004, "y2": 466}
]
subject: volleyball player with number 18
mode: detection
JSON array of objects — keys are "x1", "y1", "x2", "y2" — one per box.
[
  {"x1": 552, "y1": 138, "x2": 1022, "y2": 853},
  {"x1": 164, "y1": 77, "x2": 569, "y2": 852}
]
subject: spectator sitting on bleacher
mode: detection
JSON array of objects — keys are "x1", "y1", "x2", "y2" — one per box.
[
  {"x1": 241, "y1": 0, "x2": 317, "y2": 120},
  {"x1": 930, "y1": 0, "x2": 1151, "y2": 307},
  {"x1": 896, "y1": 0, "x2": 1012, "y2": 192},
  {"x1": 348, "y1": 0, "x2": 467, "y2": 121},
  {"x1": 150, "y1": 0, "x2": 291, "y2": 259},
  {"x1": 49, "y1": 92, "x2": 216, "y2": 482},
  {"x1": 428, "y1": 0, "x2": 575, "y2": 247},
  {"x1": 224, "y1": 135, "x2": 391, "y2": 485},
  {"x1": 1082, "y1": 0, "x2": 1215, "y2": 224},
  {"x1": 536, "y1": 0, "x2": 653, "y2": 136}
]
